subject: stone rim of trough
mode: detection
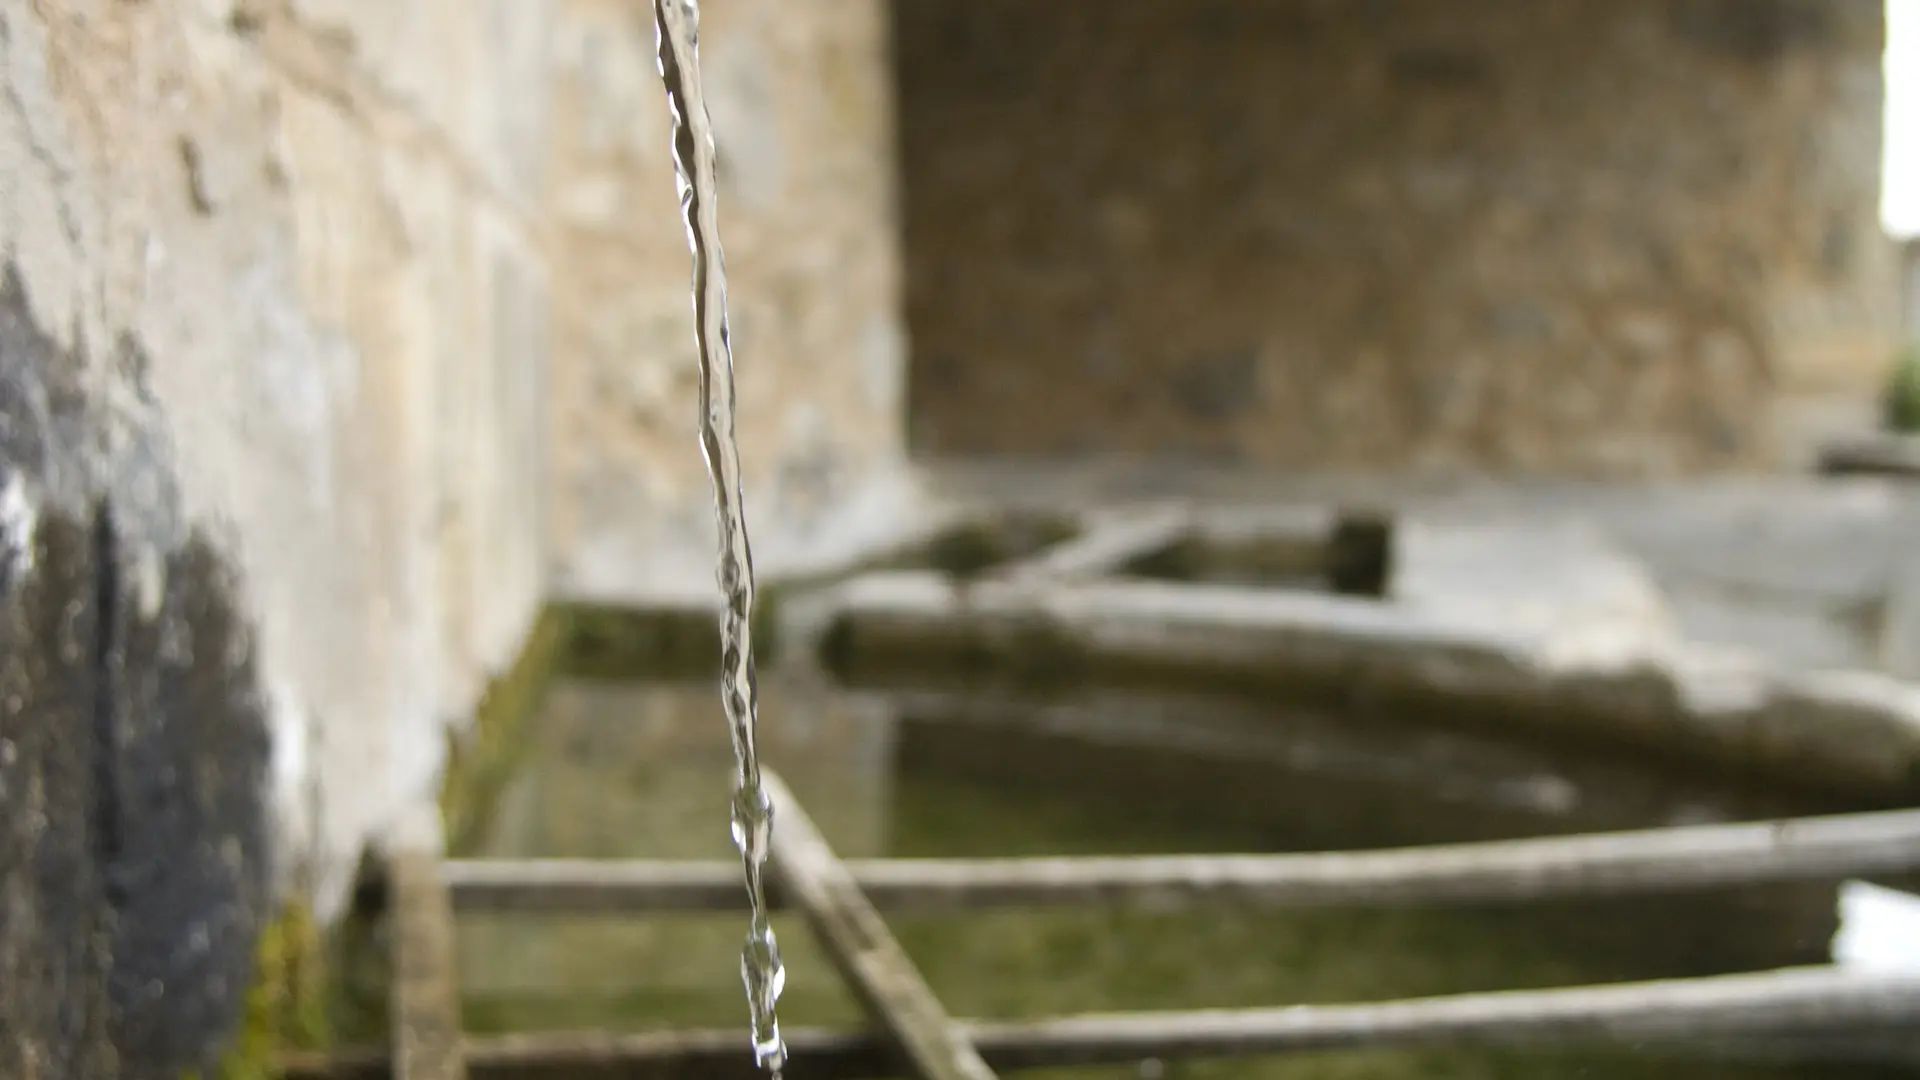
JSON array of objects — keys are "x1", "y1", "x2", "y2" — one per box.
[{"x1": 802, "y1": 505, "x2": 1920, "y2": 803}]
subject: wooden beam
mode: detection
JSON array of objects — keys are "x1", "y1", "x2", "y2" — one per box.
[
  {"x1": 276, "y1": 967, "x2": 1920, "y2": 1080},
  {"x1": 388, "y1": 812, "x2": 469, "y2": 1080},
  {"x1": 760, "y1": 769, "x2": 998, "y2": 1080},
  {"x1": 966, "y1": 967, "x2": 1920, "y2": 1070},
  {"x1": 437, "y1": 807, "x2": 1920, "y2": 915},
  {"x1": 988, "y1": 507, "x2": 1191, "y2": 583},
  {"x1": 275, "y1": 1027, "x2": 885, "y2": 1080}
]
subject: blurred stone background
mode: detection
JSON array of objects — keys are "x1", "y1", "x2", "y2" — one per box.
[{"x1": 0, "y1": 0, "x2": 1911, "y2": 1076}]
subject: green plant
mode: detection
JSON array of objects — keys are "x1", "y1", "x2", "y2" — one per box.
[
  {"x1": 186, "y1": 903, "x2": 330, "y2": 1080},
  {"x1": 1888, "y1": 345, "x2": 1920, "y2": 433}
]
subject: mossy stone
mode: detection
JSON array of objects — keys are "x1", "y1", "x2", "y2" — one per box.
[{"x1": 1887, "y1": 345, "x2": 1920, "y2": 433}]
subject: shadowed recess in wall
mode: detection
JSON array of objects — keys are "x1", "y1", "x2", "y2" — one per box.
[
  {"x1": 1671, "y1": 0, "x2": 1838, "y2": 61},
  {"x1": 895, "y1": 0, "x2": 1892, "y2": 474},
  {"x1": 0, "y1": 263, "x2": 274, "y2": 1080}
]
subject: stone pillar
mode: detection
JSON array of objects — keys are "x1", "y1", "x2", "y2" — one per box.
[
  {"x1": 545, "y1": 0, "x2": 921, "y2": 604},
  {"x1": 1903, "y1": 240, "x2": 1920, "y2": 349}
]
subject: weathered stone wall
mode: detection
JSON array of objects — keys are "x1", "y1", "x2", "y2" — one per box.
[
  {"x1": 548, "y1": 0, "x2": 922, "y2": 602},
  {"x1": 1, "y1": 0, "x2": 548, "y2": 1073},
  {"x1": 899, "y1": 0, "x2": 1899, "y2": 476},
  {"x1": 1, "y1": 0, "x2": 917, "y2": 1069}
]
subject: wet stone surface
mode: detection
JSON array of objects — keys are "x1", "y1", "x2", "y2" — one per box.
[{"x1": 0, "y1": 264, "x2": 273, "y2": 1080}]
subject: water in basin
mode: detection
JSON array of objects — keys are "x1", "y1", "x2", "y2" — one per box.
[{"x1": 453, "y1": 669, "x2": 1903, "y2": 1080}]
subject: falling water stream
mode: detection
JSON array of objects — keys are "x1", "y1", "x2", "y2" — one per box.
[{"x1": 651, "y1": 0, "x2": 787, "y2": 1074}]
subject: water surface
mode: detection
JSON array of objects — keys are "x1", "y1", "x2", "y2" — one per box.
[{"x1": 456, "y1": 671, "x2": 1903, "y2": 1080}]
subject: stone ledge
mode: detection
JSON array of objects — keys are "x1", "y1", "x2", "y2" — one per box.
[
  {"x1": 1817, "y1": 433, "x2": 1920, "y2": 479},
  {"x1": 814, "y1": 570, "x2": 1920, "y2": 802},
  {"x1": 551, "y1": 505, "x2": 1085, "y2": 679}
]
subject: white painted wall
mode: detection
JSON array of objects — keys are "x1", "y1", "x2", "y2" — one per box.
[{"x1": 1888, "y1": 0, "x2": 1920, "y2": 237}]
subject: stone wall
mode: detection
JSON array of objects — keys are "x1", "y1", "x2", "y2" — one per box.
[
  {"x1": 0, "y1": 0, "x2": 918, "y2": 1070},
  {"x1": 898, "y1": 0, "x2": 1899, "y2": 476},
  {"x1": 0, "y1": 0, "x2": 549, "y2": 1074},
  {"x1": 547, "y1": 0, "x2": 921, "y2": 603}
]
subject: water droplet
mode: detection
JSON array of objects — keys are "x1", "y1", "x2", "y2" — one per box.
[
  {"x1": 730, "y1": 783, "x2": 773, "y2": 863},
  {"x1": 0, "y1": 473, "x2": 37, "y2": 580},
  {"x1": 742, "y1": 926, "x2": 787, "y2": 1069}
]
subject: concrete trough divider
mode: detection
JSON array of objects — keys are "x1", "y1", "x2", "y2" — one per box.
[
  {"x1": 988, "y1": 504, "x2": 1196, "y2": 584},
  {"x1": 815, "y1": 572, "x2": 1920, "y2": 801},
  {"x1": 387, "y1": 807, "x2": 468, "y2": 1080},
  {"x1": 557, "y1": 506, "x2": 1087, "y2": 678},
  {"x1": 817, "y1": 570, "x2": 1621, "y2": 709},
  {"x1": 1751, "y1": 670, "x2": 1920, "y2": 792},
  {"x1": 1816, "y1": 433, "x2": 1920, "y2": 479},
  {"x1": 1107, "y1": 505, "x2": 1395, "y2": 596},
  {"x1": 280, "y1": 967, "x2": 1920, "y2": 1079}
]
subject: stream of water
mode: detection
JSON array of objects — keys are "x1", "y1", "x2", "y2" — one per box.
[{"x1": 651, "y1": 1, "x2": 786, "y2": 1073}]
